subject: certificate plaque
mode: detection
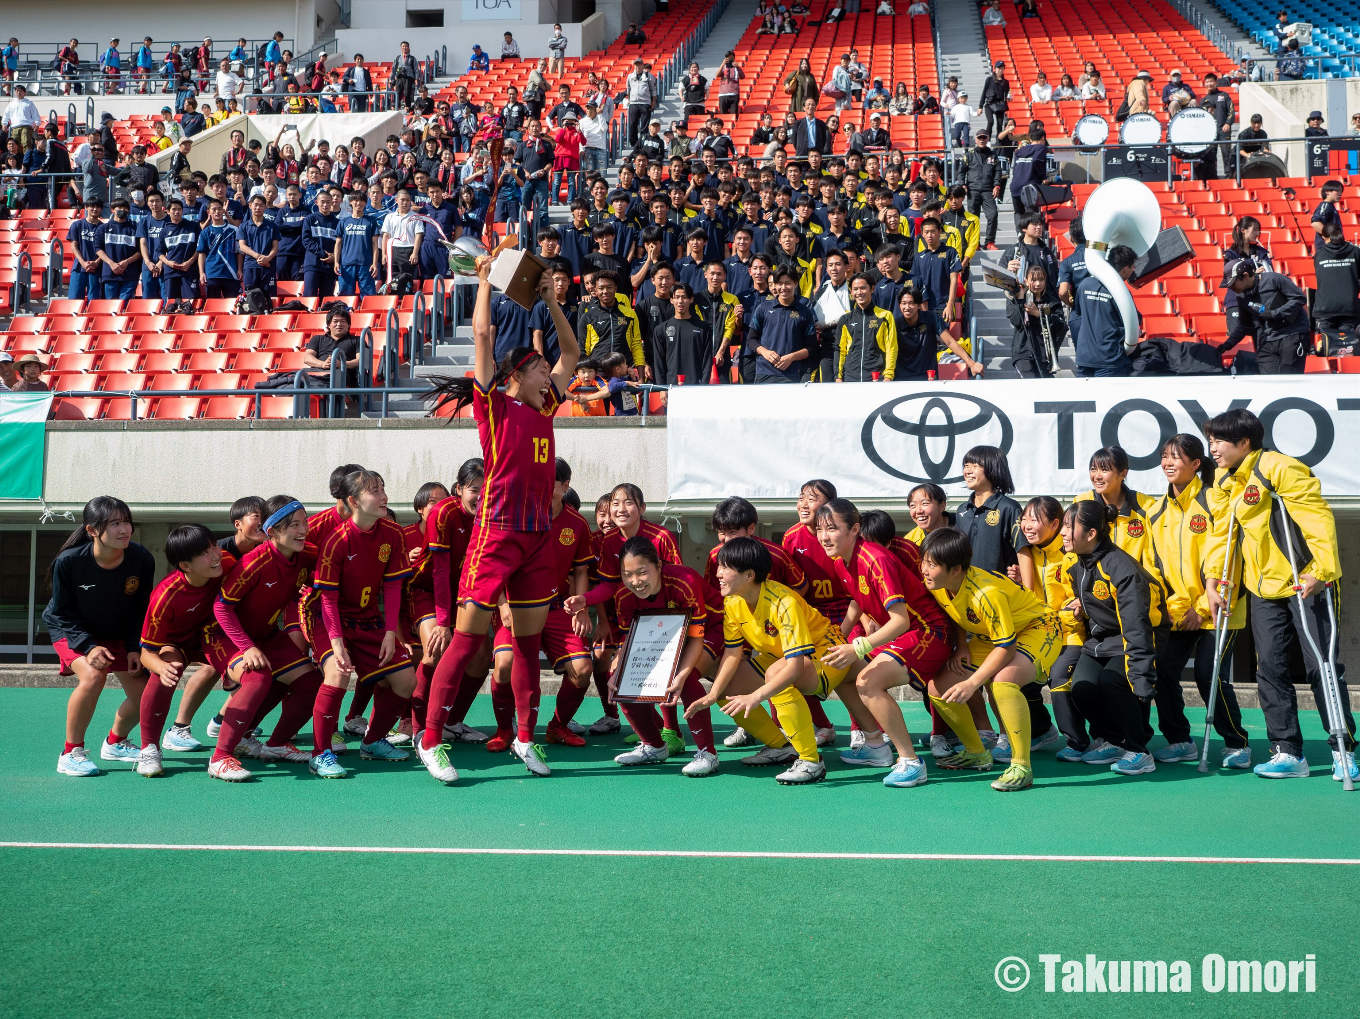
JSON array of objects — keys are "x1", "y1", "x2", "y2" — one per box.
[{"x1": 613, "y1": 613, "x2": 690, "y2": 704}]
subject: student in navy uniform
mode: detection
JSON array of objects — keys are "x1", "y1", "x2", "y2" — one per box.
[
  {"x1": 872, "y1": 241, "x2": 909, "y2": 312},
  {"x1": 634, "y1": 261, "x2": 677, "y2": 364},
  {"x1": 155, "y1": 198, "x2": 201, "y2": 301},
  {"x1": 585, "y1": 223, "x2": 633, "y2": 297},
  {"x1": 1074, "y1": 243, "x2": 1137, "y2": 377},
  {"x1": 672, "y1": 228, "x2": 710, "y2": 293},
  {"x1": 1310, "y1": 179, "x2": 1343, "y2": 237},
  {"x1": 558, "y1": 200, "x2": 595, "y2": 275},
  {"x1": 275, "y1": 183, "x2": 310, "y2": 282},
  {"x1": 136, "y1": 191, "x2": 169, "y2": 300},
  {"x1": 334, "y1": 192, "x2": 380, "y2": 296},
  {"x1": 491, "y1": 290, "x2": 534, "y2": 361},
  {"x1": 529, "y1": 264, "x2": 575, "y2": 365},
  {"x1": 1056, "y1": 216, "x2": 1089, "y2": 350},
  {"x1": 96, "y1": 198, "x2": 143, "y2": 300},
  {"x1": 909, "y1": 216, "x2": 962, "y2": 320},
  {"x1": 44, "y1": 496, "x2": 156, "y2": 778},
  {"x1": 747, "y1": 266, "x2": 816, "y2": 383},
  {"x1": 196, "y1": 198, "x2": 241, "y2": 298},
  {"x1": 722, "y1": 233, "x2": 754, "y2": 297},
  {"x1": 1008, "y1": 121, "x2": 1051, "y2": 232},
  {"x1": 302, "y1": 189, "x2": 340, "y2": 297},
  {"x1": 417, "y1": 180, "x2": 460, "y2": 280},
  {"x1": 66, "y1": 200, "x2": 106, "y2": 301},
  {"x1": 237, "y1": 194, "x2": 280, "y2": 297}
]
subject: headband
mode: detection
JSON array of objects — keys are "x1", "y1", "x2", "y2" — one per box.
[
  {"x1": 264, "y1": 500, "x2": 305, "y2": 534},
  {"x1": 513, "y1": 351, "x2": 540, "y2": 371}
]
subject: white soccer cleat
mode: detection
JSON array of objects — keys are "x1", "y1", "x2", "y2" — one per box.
[
  {"x1": 724, "y1": 725, "x2": 758, "y2": 748},
  {"x1": 681, "y1": 749, "x2": 720, "y2": 777},
  {"x1": 100, "y1": 738, "x2": 141, "y2": 762},
  {"x1": 740, "y1": 744, "x2": 799, "y2": 767},
  {"x1": 848, "y1": 728, "x2": 867, "y2": 750},
  {"x1": 614, "y1": 742, "x2": 670, "y2": 766},
  {"x1": 57, "y1": 746, "x2": 99, "y2": 777},
  {"x1": 929, "y1": 734, "x2": 954, "y2": 758},
  {"x1": 136, "y1": 746, "x2": 164, "y2": 777},
  {"x1": 160, "y1": 726, "x2": 203, "y2": 752},
  {"x1": 258, "y1": 742, "x2": 310, "y2": 763},
  {"x1": 342, "y1": 716, "x2": 369, "y2": 737},
  {"x1": 775, "y1": 758, "x2": 827, "y2": 785},
  {"x1": 417, "y1": 741, "x2": 460, "y2": 784},
  {"x1": 814, "y1": 726, "x2": 837, "y2": 747},
  {"x1": 208, "y1": 756, "x2": 252, "y2": 782},
  {"x1": 442, "y1": 721, "x2": 490, "y2": 743},
  {"x1": 235, "y1": 735, "x2": 266, "y2": 759},
  {"x1": 512, "y1": 738, "x2": 551, "y2": 776}
]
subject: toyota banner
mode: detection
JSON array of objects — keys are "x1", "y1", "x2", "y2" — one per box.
[{"x1": 666, "y1": 377, "x2": 1360, "y2": 501}]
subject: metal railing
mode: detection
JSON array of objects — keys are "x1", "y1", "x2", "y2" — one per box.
[{"x1": 240, "y1": 88, "x2": 401, "y2": 114}]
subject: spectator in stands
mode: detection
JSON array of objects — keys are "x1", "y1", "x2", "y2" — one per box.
[
  {"x1": 0, "y1": 351, "x2": 16, "y2": 390},
  {"x1": 794, "y1": 99, "x2": 832, "y2": 157},
  {"x1": 626, "y1": 22, "x2": 647, "y2": 45},
  {"x1": 633, "y1": 117, "x2": 666, "y2": 163},
  {"x1": 215, "y1": 57, "x2": 243, "y2": 102},
  {"x1": 950, "y1": 92, "x2": 973, "y2": 148},
  {"x1": 9, "y1": 354, "x2": 48, "y2": 392},
  {"x1": 1276, "y1": 39, "x2": 1306, "y2": 81},
  {"x1": 1220, "y1": 259, "x2": 1309, "y2": 374},
  {"x1": 715, "y1": 51, "x2": 743, "y2": 115},
  {"x1": 784, "y1": 59, "x2": 818, "y2": 115},
  {"x1": 1304, "y1": 110, "x2": 1328, "y2": 143},
  {"x1": 1313, "y1": 222, "x2": 1358, "y2": 356},
  {"x1": 523, "y1": 59, "x2": 549, "y2": 120},
  {"x1": 99, "y1": 39, "x2": 121, "y2": 93},
  {"x1": 1053, "y1": 74, "x2": 1077, "y2": 100},
  {"x1": 342, "y1": 54, "x2": 373, "y2": 112},
  {"x1": 1271, "y1": 10, "x2": 1295, "y2": 48},
  {"x1": 468, "y1": 45, "x2": 490, "y2": 75},
  {"x1": 1124, "y1": 69, "x2": 1152, "y2": 116},
  {"x1": 757, "y1": 14, "x2": 779, "y2": 35},
  {"x1": 1081, "y1": 69, "x2": 1105, "y2": 99},
  {"x1": 1161, "y1": 70, "x2": 1196, "y2": 117},
  {"x1": 626, "y1": 59, "x2": 655, "y2": 147},
  {"x1": 982, "y1": 1, "x2": 1006, "y2": 26},
  {"x1": 825, "y1": 1, "x2": 847, "y2": 23},
  {"x1": 553, "y1": 113, "x2": 586, "y2": 205},
  {"x1": 908, "y1": 0, "x2": 930, "y2": 14},
  {"x1": 1029, "y1": 72, "x2": 1053, "y2": 103},
  {"x1": 1007, "y1": 122, "x2": 1050, "y2": 231},
  {"x1": 1237, "y1": 114, "x2": 1270, "y2": 160},
  {"x1": 864, "y1": 77, "x2": 892, "y2": 109},
  {"x1": 941, "y1": 76, "x2": 959, "y2": 113},
  {"x1": 979, "y1": 61, "x2": 1010, "y2": 137},
  {"x1": 3, "y1": 85, "x2": 39, "y2": 151},
  {"x1": 392, "y1": 41, "x2": 418, "y2": 109},
  {"x1": 681, "y1": 61, "x2": 709, "y2": 118},
  {"x1": 57, "y1": 38, "x2": 80, "y2": 96},
  {"x1": 502, "y1": 33, "x2": 521, "y2": 60},
  {"x1": 828, "y1": 55, "x2": 854, "y2": 113},
  {"x1": 876, "y1": 0, "x2": 897, "y2": 14},
  {"x1": 1196, "y1": 74, "x2": 1234, "y2": 180},
  {"x1": 304, "y1": 307, "x2": 361, "y2": 414},
  {"x1": 914, "y1": 85, "x2": 940, "y2": 115},
  {"x1": 520, "y1": 119, "x2": 555, "y2": 225},
  {"x1": 548, "y1": 25, "x2": 569, "y2": 75},
  {"x1": 966, "y1": 129, "x2": 1002, "y2": 249},
  {"x1": 578, "y1": 101, "x2": 608, "y2": 176},
  {"x1": 889, "y1": 83, "x2": 913, "y2": 116},
  {"x1": 1017, "y1": 0, "x2": 1039, "y2": 17}
]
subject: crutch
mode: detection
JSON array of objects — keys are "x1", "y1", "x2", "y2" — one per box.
[
  {"x1": 1197, "y1": 505, "x2": 1239, "y2": 773},
  {"x1": 1273, "y1": 490, "x2": 1354, "y2": 791}
]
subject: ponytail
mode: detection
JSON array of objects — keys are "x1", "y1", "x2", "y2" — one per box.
[
  {"x1": 1064, "y1": 500, "x2": 1115, "y2": 541},
  {"x1": 813, "y1": 497, "x2": 860, "y2": 532},
  {"x1": 426, "y1": 348, "x2": 546, "y2": 417},
  {"x1": 48, "y1": 496, "x2": 132, "y2": 585}
]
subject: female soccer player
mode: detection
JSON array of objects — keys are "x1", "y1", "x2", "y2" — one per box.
[
  {"x1": 420, "y1": 259, "x2": 580, "y2": 780},
  {"x1": 205, "y1": 495, "x2": 330, "y2": 781},
  {"x1": 858, "y1": 509, "x2": 921, "y2": 579},
  {"x1": 390, "y1": 480, "x2": 449, "y2": 746},
  {"x1": 919, "y1": 528, "x2": 1061, "y2": 792},
  {"x1": 1062, "y1": 501, "x2": 1165, "y2": 777},
  {"x1": 577, "y1": 492, "x2": 622, "y2": 736},
  {"x1": 1148, "y1": 434, "x2": 1250, "y2": 769},
  {"x1": 1017, "y1": 497, "x2": 1090, "y2": 762},
  {"x1": 409, "y1": 459, "x2": 491, "y2": 747},
  {"x1": 955, "y1": 445, "x2": 1060, "y2": 760},
  {"x1": 687, "y1": 537, "x2": 882, "y2": 785},
  {"x1": 46, "y1": 497, "x2": 156, "y2": 777},
  {"x1": 816, "y1": 500, "x2": 953, "y2": 788},
  {"x1": 310, "y1": 470, "x2": 418, "y2": 770},
  {"x1": 136, "y1": 525, "x2": 230, "y2": 777},
  {"x1": 593, "y1": 537, "x2": 723, "y2": 776},
  {"x1": 904, "y1": 483, "x2": 955, "y2": 546}
]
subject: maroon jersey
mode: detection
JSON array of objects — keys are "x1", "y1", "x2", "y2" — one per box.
[
  {"x1": 595, "y1": 519, "x2": 682, "y2": 583},
  {"x1": 705, "y1": 535, "x2": 807, "y2": 594},
  {"x1": 307, "y1": 505, "x2": 345, "y2": 549},
  {"x1": 832, "y1": 538, "x2": 949, "y2": 633},
  {"x1": 472, "y1": 380, "x2": 562, "y2": 532},
  {"x1": 140, "y1": 553, "x2": 235, "y2": 651},
  {"x1": 313, "y1": 516, "x2": 412, "y2": 623},
  {"x1": 888, "y1": 536, "x2": 923, "y2": 579},
  {"x1": 613, "y1": 562, "x2": 722, "y2": 645},
  {"x1": 413, "y1": 497, "x2": 474, "y2": 591},
  {"x1": 550, "y1": 504, "x2": 595, "y2": 603},
  {"x1": 403, "y1": 521, "x2": 425, "y2": 575},
  {"x1": 218, "y1": 542, "x2": 317, "y2": 645},
  {"x1": 783, "y1": 521, "x2": 852, "y2": 623}
]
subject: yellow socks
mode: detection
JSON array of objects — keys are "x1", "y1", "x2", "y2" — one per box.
[
  {"x1": 721, "y1": 700, "x2": 789, "y2": 750},
  {"x1": 992, "y1": 681, "x2": 1033, "y2": 768},
  {"x1": 770, "y1": 685, "x2": 819, "y2": 761},
  {"x1": 929, "y1": 693, "x2": 985, "y2": 754}
]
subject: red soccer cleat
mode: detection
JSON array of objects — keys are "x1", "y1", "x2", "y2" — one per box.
[
  {"x1": 545, "y1": 721, "x2": 586, "y2": 747},
  {"x1": 486, "y1": 729, "x2": 514, "y2": 753}
]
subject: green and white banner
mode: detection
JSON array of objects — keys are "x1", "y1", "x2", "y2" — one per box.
[{"x1": 0, "y1": 393, "x2": 50, "y2": 500}]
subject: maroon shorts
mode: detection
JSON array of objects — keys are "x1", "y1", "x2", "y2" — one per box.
[
  {"x1": 405, "y1": 586, "x2": 436, "y2": 641},
  {"x1": 493, "y1": 607, "x2": 591, "y2": 670},
  {"x1": 702, "y1": 622, "x2": 724, "y2": 663},
  {"x1": 139, "y1": 636, "x2": 207, "y2": 665},
  {"x1": 460, "y1": 524, "x2": 557, "y2": 610},
  {"x1": 53, "y1": 638, "x2": 134, "y2": 676},
  {"x1": 876, "y1": 626, "x2": 954, "y2": 692},
  {"x1": 311, "y1": 618, "x2": 413, "y2": 687},
  {"x1": 203, "y1": 625, "x2": 313, "y2": 681}
]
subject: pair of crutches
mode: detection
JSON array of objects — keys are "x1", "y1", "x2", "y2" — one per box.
[{"x1": 1197, "y1": 492, "x2": 1353, "y2": 790}]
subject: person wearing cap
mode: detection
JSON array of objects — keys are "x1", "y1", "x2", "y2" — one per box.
[
  {"x1": 862, "y1": 76, "x2": 891, "y2": 109},
  {"x1": 979, "y1": 61, "x2": 1010, "y2": 137},
  {"x1": 0, "y1": 351, "x2": 16, "y2": 391},
  {"x1": 2, "y1": 84, "x2": 39, "y2": 151},
  {"x1": 1126, "y1": 69, "x2": 1152, "y2": 116},
  {"x1": 10, "y1": 353, "x2": 49, "y2": 392},
  {"x1": 626, "y1": 59, "x2": 654, "y2": 147},
  {"x1": 632, "y1": 117, "x2": 666, "y2": 164},
  {"x1": 949, "y1": 91, "x2": 973, "y2": 149},
  {"x1": 578, "y1": 101, "x2": 609, "y2": 176},
  {"x1": 96, "y1": 198, "x2": 142, "y2": 300},
  {"x1": 861, "y1": 113, "x2": 890, "y2": 150},
  {"x1": 1304, "y1": 109, "x2": 1328, "y2": 140},
  {"x1": 467, "y1": 44, "x2": 490, "y2": 74},
  {"x1": 1220, "y1": 259, "x2": 1309, "y2": 374},
  {"x1": 1161, "y1": 70, "x2": 1197, "y2": 117},
  {"x1": 552, "y1": 112, "x2": 586, "y2": 206}
]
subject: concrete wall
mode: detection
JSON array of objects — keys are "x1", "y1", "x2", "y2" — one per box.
[
  {"x1": 1239, "y1": 77, "x2": 1360, "y2": 174},
  {"x1": 338, "y1": 1, "x2": 609, "y2": 59},
  {"x1": 0, "y1": 0, "x2": 321, "y2": 55}
]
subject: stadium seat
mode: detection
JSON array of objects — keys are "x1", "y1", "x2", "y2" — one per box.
[
  {"x1": 203, "y1": 396, "x2": 255, "y2": 419},
  {"x1": 232, "y1": 351, "x2": 276, "y2": 373},
  {"x1": 98, "y1": 352, "x2": 142, "y2": 373},
  {"x1": 1304, "y1": 356, "x2": 1335, "y2": 373},
  {"x1": 149, "y1": 397, "x2": 203, "y2": 420},
  {"x1": 187, "y1": 352, "x2": 230, "y2": 373},
  {"x1": 142, "y1": 352, "x2": 186, "y2": 374}
]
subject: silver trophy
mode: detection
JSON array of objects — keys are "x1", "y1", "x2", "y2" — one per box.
[{"x1": 443, "y1": 235, "x2": 490, "y2": 277}]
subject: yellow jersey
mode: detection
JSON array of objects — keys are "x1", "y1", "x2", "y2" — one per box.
[
  {"x1": 723, "y1": 579, "x2": 843, "y2": 660},
  {"x1": 1026, "y1": 532, "x2": 1084, "y2": 646},
  {"x1": 931, "y1": 567, "x2": 1055, "y2": 648}
]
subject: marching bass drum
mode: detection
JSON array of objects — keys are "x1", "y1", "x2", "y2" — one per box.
[
  {"x1": 1072, "y1": 114, "x2": 1110, "y2": 152},
  {"x1": 1167, "y1": 107, "x2": 1217, "y2": 157},
  {"x1": 1119, "y1": 112, "x2": 1163, "y2": 147}
]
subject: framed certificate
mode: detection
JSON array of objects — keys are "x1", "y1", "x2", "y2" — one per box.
[{"x1": 613, "y1": 612, "x2": 690, "y2": 704}]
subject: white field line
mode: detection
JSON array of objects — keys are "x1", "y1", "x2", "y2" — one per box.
[{"x1": 1, "y1": 842, "x2": 1358, "y2": 865}]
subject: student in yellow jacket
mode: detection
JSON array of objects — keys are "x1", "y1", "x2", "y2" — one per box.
[
  {"x1": 837, "y1": 273, "x2": 898, "y2": 381},
  {"x1": 1202, "y1": 409, "x2": 1354, "y2": 782},
  {"x1": 1148, "y1": 434, "x2": 1251, "y2": 769}
]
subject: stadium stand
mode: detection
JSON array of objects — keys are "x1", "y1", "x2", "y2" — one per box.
[{"x1": 1214, "y1": 0, "x2": 1359, "y2": 74}]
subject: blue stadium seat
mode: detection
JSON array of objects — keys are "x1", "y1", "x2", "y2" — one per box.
[{"x1": 1214, "y1": 0, "x2": 1358, "y2": 76}]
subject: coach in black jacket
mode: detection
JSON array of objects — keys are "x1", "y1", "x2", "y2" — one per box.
[
  {"x1": 1221, "y1": 258, "x2": 1311, "y2": 373},
  {"x1": 793, "y1": 99, "x2": 833, "y2": 157},
  {"x1": 964, "y1": 134, "x2": 1003, "y2": 247}
]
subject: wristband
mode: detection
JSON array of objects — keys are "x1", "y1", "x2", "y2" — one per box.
[{"x1": 853, "y1": 635, "x2": 874, "y2": 660}]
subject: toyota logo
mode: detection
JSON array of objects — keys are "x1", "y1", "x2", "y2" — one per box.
[{"x1": 861, "y1": 393, "x2": 1013, "y2": 484}]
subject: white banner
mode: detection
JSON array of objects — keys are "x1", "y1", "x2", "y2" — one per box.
[
  {"x1": 462, "y1": 0, "x2": 522, "y2": 20},
  {"x1": 667, "y1": 377, "x2": 1360, "y2": 501}
]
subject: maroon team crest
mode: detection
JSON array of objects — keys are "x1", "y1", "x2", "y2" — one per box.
[
  {"x1": 1189, "y1": 514, "x2": 1208, "y2": 534},
  {"x1": 1126, "y1": 519, "x2": 1145, "y2": 538},
  {"x1": 966, "y1": 608, "x2": 981, "y2": 624},
  {"x1": 1244, "y1": 485, "x2": 1261, "y2": 505}
]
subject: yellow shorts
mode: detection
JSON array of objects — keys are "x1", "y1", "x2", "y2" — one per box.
[
  {"x1": 751, "y1": 649, "x2": 851, "y2": 700},
  {"x1": 965, "y1": 615, "x2": 1063, "y2": 684}
]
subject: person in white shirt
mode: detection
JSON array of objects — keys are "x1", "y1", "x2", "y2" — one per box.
[
  {"x1": 908, "y1": 0, "x2": 929, "y2": 14},
  {"x1": 876, "y1": 0, "x2": 896, "y2": 14},
  {"x1": 982, "y1": 1, "x2": 1006, "y2": 26},
  {"x1": 1030, "y1": 72, "x2": 1053, "y2": 103},
  {"x1": 502, "y1": 32, "x2": 520, "y2": 59},
  {"x1": 1080, "y1": 70, "x2": 1105, "y2": 99},
  {"x1": 951, "y1": 91, "x2": 973, "y2": 149},
  {"x1": 380, "y1": 188, "x2": 424, "y2": 284},
  {"x1": 578, "y1": 101, "x2": 609, "y2": 175},
  {"x1": 2, "y1": 84, "x2": 40, "y2": 150},
  {"x1": 215, "y1": 58, "x2": 242, "y2": 101}
]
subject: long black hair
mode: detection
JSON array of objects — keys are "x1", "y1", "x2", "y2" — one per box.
[
  {"x1": 1064, "y1": 500, "x2": 1116, "y2": 541},
  {"x1": 962, "y1": 445, "x2": 1014, "y2": 495},
  {"x1": 48, "y1": 496, "x2": 132, "y2": 584},
  {"x1": 1162, "y1": 433, "x2": 1216, "y2": 488},
  {"x1": 426, "y1": 347, "x2": 546, "y2": 417}
]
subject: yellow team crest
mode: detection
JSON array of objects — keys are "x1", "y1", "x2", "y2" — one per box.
[
  {"x1": 858, "y1": 576, "x2": 870, "y2": 595},
  {"x1": 1092, "y1": 580, "x2": 1111, "y2": 600},
  {"x1": 378, "y1": 543, "x2": 392, "y2": 563},
  {"x1": 123, "y1": 576, "x2": 140, "y2": 595},
  {"x1": 985, "y1": 509, "x2": 1000, "y2": 526},
  {"x1": 559, "y1": 527, "x2": 576, "y2": 545}
]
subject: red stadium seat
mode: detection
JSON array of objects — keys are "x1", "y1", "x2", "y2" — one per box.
[
  {"x1": 1303, "y1": 356, "x2": 1334, "y2": 374},
  {"x1": 1337, "y1": 356, "x2": 1360, "y2": 374},
  {"x1": 98, "y1": 352, "x2": 142, "y2": 373},
  {"x1": 175, "y1": 334, "x2": 218, "y2": 352},
  {"x1": 150, "y1": 374, "x2": 194, "y2": 391},
  {"x1": 232, "y1": 351, "x2": 276, "y2": 373},
  {"x1": 92, "y1": 335, "x2": 131, "y2": 353},
  {"x1": 149, "y1": 397, "x2": 203, "y2": 420},
  {"x1": 258, "y1": 396, "x2": 298, "y2": 419},
  {"x1": 203, "y1": 396, "x2": 255, "y2": 419},
  {"x1": 134, "y1": 333, "x2": 177, "y2": 352},
  {"x1": 186, "y1": 352, "x2": 230, "y2": 373},
  {"x1": 142, "y1": 352, "x2": 186, "y2": 374}
]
